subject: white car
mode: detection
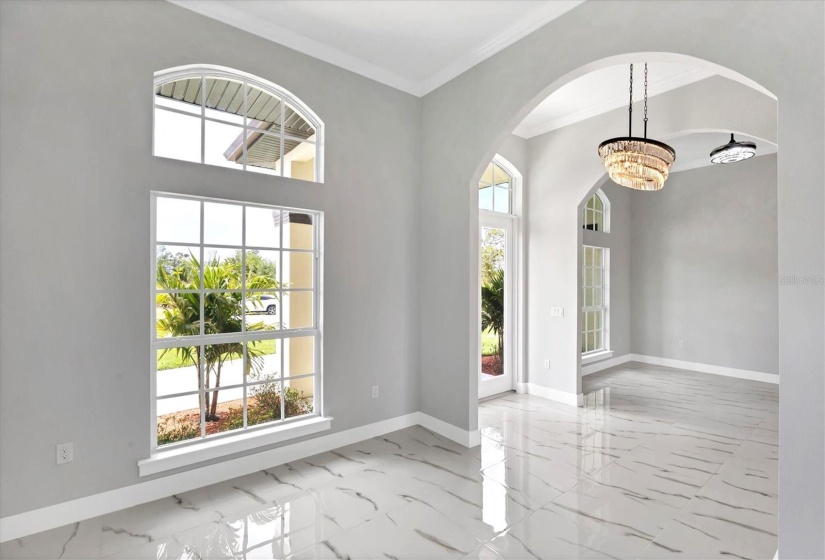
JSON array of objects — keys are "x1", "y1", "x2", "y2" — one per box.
[{"x1": 245, "y1": 294, "x2": 278, "y2": 315}]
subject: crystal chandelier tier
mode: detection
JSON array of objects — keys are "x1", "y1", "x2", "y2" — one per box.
[{"x1": 598, "y1": 64, "x2": 676, "y2": 191}]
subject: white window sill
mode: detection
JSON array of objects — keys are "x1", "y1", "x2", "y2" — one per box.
[
  {"x1": 138, "y1": 416, "x2": 332, "y2": 477},
  {"x1": 582, "y1": 350, "x2": 613, "y2": 365}
]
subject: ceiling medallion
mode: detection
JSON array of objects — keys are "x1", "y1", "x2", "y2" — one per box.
[
  {"x1": 710, "y1": 133, "x2": 757, "y2": 164},
  {"x1": 598, "y1": 63, "x2": 676, "y2": 191}
]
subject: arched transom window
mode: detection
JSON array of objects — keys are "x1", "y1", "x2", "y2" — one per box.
[
  {"x1": 153, "y1": 65, "x2": 324, "y2": 182},
  {"x1": 582, "y1": 189, "x2": 610, "y2": 233},
  {"x1": 479, "y1": 160, "x2": 513, "y2": 214}
]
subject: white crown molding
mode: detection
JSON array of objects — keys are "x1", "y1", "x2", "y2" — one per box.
[
  {"x1": 168, "y1": 0, "x2": 584, "y2": 97},
  {"x1": 168, "y1": 0, "x2": 422, "y2": 95},
  {"x1": 419, "y1": 1, "x2": 585, "y2": 95},
  {"x1": 514, "y1": 67, "x2": 715, "y2": 138}
]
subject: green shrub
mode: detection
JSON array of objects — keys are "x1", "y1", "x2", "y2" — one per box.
[
  {"x1": 249, "y1": 379, "x2": 313, "y2": 421},
  {"x1": 157, "y1": 417, "x2": 200, "y2": 445},
  {"x1": 285, "y1": 386, "x2": 313, "y2": 416},
  {"x1": 224, "y1": 406, "x2": 245, "y2": 430}
]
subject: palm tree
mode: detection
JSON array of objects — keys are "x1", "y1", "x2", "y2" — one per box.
[
  {"x1": 481, "y1": 268, "x2": 505, "y2": 363},
  {"x1": 156, "y1": 252, "x2": 277, "y2": 421}
]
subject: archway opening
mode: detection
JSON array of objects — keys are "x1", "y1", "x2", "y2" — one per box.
[{"x1": 473, "y1": 53, "x2": 779, "y2": 559}]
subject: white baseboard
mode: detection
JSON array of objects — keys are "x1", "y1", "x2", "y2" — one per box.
[
  {"x1": 582, "y1": 353, "x2": 632, "y2": 376},
  {"x1": 630, "y1": 354, "x2": 779, "y2": 384},
  {"x1": 417, "y1": 412, "x2": 480, "y2": 448},
  {"x1": 0, "y1": 411, "x2": 477, "y2": 543},
  {"x1": 517, "y1": 382, "x2": 583, "y2": 407}
]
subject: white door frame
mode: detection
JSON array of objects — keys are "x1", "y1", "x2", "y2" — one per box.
[{"x1": 479, "y1": 210, "x2": 519, "y2": 399}]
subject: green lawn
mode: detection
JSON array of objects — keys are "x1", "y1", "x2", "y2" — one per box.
[
  {"x1": 481, "y1": 329, "x2": 500, "y2": 356},
  {"x1": 157, "y1": 339, "x2": 277, "y2": 371}
]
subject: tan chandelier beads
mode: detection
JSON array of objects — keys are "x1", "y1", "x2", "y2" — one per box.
[
  {"x1": 598, "y1": 138, "x2": 676, "y2": 191},
  {"x1": 598, "y1": 63, "x2": 676, "y2": 190}
]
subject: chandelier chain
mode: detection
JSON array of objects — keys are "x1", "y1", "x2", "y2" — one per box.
[
  {"x1": 628, "y1": 63, "x2": 634, "y2": 137},
  {"x1": 643, "y1": 63, "x2": 649, "y2": 138}
]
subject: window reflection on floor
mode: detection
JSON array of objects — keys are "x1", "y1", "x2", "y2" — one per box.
[{"x1": 480, "y1": 424, "x2": 508, "y2": 532}]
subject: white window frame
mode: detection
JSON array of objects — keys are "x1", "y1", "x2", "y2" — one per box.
[
  {"x1": 478, "y1": 154, "x2": 523, "y2": 399},
  {"x1": 582, "y1": 189, "x2": 610, "y2": 233},
  {"x1": 581, "y1": 245, "x2": 610, "y2": 358},
  {"x1": 478, "y1": 158, "x2": 514, "y2": 214},
  {"x1": 153, "y1": 64, "x2": 325, "y2": 183},
  {"x1": 143, "y1": 192, "x2": 326, "y2": 476}
]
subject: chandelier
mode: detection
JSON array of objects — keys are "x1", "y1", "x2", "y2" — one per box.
[
  {"x1": 598, "y1": 64, "x2": 676, "y2": 191},
  {"x1": 710, "y1": 133, "x2": 756, "y2": 164}
]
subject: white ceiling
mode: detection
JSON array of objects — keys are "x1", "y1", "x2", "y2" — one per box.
[
  {"x1": 668, "y1": 132, "x2": 777, "y2": 174},
  {"x1": 169, "y1": 0, "x2": 583, "y2": 97},
  {"x1": 513, "y1": 62, "x2": 715, "y2": 138}
]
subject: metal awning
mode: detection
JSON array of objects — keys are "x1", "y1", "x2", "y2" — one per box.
[{"x1": 156, "y1": 77, "x2": 314, "y2": 169}]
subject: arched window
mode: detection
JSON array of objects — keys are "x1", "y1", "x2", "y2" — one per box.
[
  {"x1": 582, "y1": 189, "x2": 610, "y2": 233},
  {"x1": 153, "y1": 65, "x2": 324, "y2": 183},
  {"x1": 478, "y1": 159, "x2": 514, "y2": 213}
]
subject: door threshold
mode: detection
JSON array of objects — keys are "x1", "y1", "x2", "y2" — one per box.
[{"x1": 479, "y1": 390, "x2": 516, "y2": 403}]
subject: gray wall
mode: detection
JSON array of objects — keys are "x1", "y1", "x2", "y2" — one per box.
[
  {"x1": 0, "y1": 0, "x2": 420, "y2": 517},
  {"x1": 630, "y1": 155, "x2": 779, "y2": 375},
  {"x1": 526, "y1": 77, "x2": 777, "y2": 397},
  {"x1": 581, "y1": 180, "x2": 632, "y2": 360}
]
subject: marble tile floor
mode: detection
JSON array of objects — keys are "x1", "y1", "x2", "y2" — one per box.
[{"x1": 1, "y1": 363, "x2": 778, "y2": 560}]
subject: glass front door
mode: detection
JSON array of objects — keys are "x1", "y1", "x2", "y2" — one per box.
[{"x1": 479, "y1": 215, "x2": 514, "y2": 398}]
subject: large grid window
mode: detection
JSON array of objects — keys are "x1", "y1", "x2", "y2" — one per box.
[
  {"x1": 153, "y1": 65, "x2": 324, "y2": 182},
  {"x1": 582, "y1": 245, "x2": 608, "y2": 354},
  {"x1": 152, "y1": 193, "x2": 321, "y2": 449},
  {"x1": 582, "y1": 190, "x2": 609, "y2": 232},
  {"x1": 479, "y1": 160, "x2": 513, "y2": 214}
]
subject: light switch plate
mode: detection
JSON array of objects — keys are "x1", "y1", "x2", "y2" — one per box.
[{"x1": 550, "y1": 307, "x2": 564, "y2": 317}]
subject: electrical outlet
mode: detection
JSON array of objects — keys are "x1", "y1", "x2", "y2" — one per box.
[
  {"x1": 372, "y1": 385, "x2": 379, "y2": 398},
  {"x1": 543, "y1": 359, "x2": 551, "y2": 369},
  {"x1": 56, "y1": 442, "x2": 73, "y2": 465},
  {"x1": 678, "y1": 339, "x2": 685, "y2": 348}
]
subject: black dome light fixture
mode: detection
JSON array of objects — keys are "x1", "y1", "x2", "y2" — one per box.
[
  {"x1": 710, "y1": 133, "x2": 757, "y2": 164},
  {"x1": 598, "y1": 63, "x2": 676, "y2": 191}
]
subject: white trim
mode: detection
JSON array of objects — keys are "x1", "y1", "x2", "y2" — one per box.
[
  {"x1": 582, "y1": 353, "x2": 632, "y2": 376},
  {"x1": 0, "y1": 411, "x2": 478, "y2": 543},
  {"x1": 582, "y1": 188, "x2": 611, "y2": 234},
  {"x1": 419, "y1": 1, "x2": 584, "y2": 95},
  {"x1": 630, "y1": 354, "x2": 779, "y2": 384},
  {"x1": 478, "y1": 153, "x2": 524, "y2": 402},
  {"x1": 139, "y1": 416, "x2": 332, "y2": 476},
  {"x1": 167, "y1": 1, "x2": 583, "y2": 97},
  {"x1": 581, "y1": 350, "x2": 614, "y2": 366},
  {"x1": 167, "y1": 1, "x2": 422, "y2": 96},
  {"x1": 151, "y1": 193, "x2": 323, "y2": 455},
  {"x1": 417, "y1": 412, "x2": 480, "y2": 448},
  {"x1": 153, "y1": 64, "x2": 325, "y2": 182},
  {"x1": 517, "y1": 382, "x2": 584, "y2": 407},
  {"x1": 478, "y1": 211, "x2": 517, "y2": 399}
]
